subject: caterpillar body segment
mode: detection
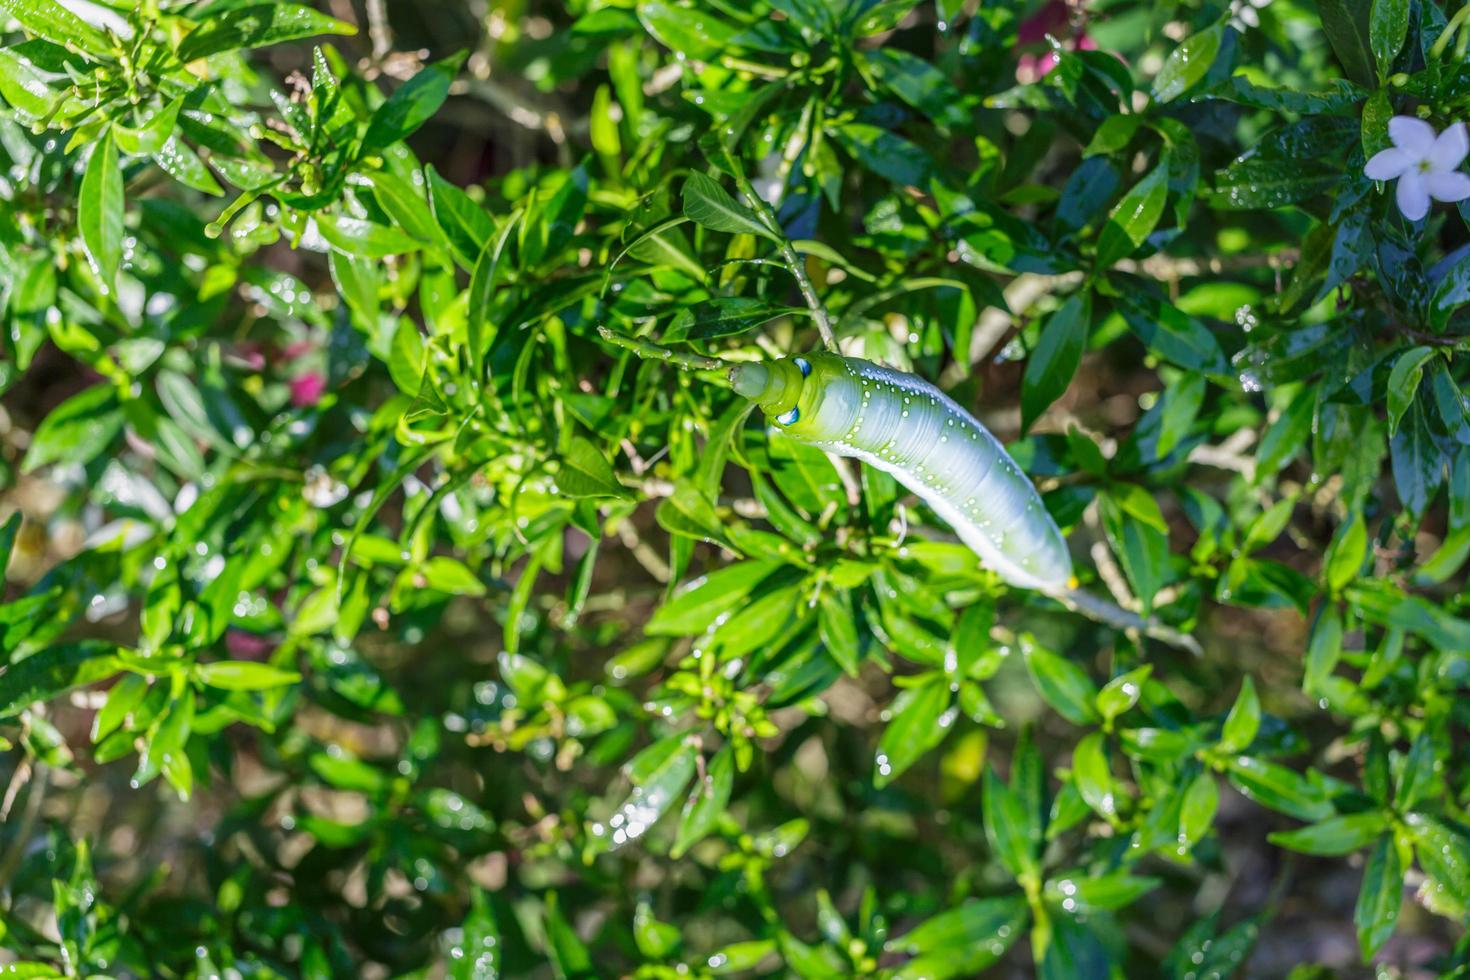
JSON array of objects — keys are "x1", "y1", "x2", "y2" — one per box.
[{"x1": 730, "y1": 353, "x2": 1073, "y2": 591}]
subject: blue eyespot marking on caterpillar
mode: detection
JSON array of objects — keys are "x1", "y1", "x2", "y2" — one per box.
[
  {"x1": 794, "y1": 357, "x2": 812, "y2": 377},
  {"x1": 776, "y1": 407, "x2": 801, "y2": 426}
]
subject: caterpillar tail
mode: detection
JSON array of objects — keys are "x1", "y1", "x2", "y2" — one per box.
[{"x1": 1042, "y1": 583, "x2": 1202, "y2": 656}]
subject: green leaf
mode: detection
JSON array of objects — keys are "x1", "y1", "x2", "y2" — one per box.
[
  {"x1": 1151, "y1": 25, "x2": 1224, "y2": 103},
  {"x1": 466, "y1": 213, "x2": 520, "y2": 368},
  {"x1": 633, "y1": 901, "x2": 682, "y2": 960},
  {"x1": 92, "y1": 672, "x2": 147, "y2": 743},
  {"x1": 887, "y1": 895, "x2": 1029, "y2": 980},
  {"x1": 419, "y1": 556, "x2": 487, "y2": 596},
  {"x1": 138, "y1": 687, "x2": 195, "y2": 798},
  {"x1": 1406, "y1": 814, "x2": 1470, "y2": 897},
  {"x1": 362, "y1": 53, "x2": 465, "y2": 154},
  {"x1": 1095, "y1": 161, "x2": 1168, "y2": 268},
  {"x1": 983, "y1": 766, "x2": 1039, "y2": 879},
  {"x1": 79, "y1": 130, "x2": 124, "y2": 290},
  {"x1": 556, "y1": 437, "x2": 632, "y2": 499},
  {"x1": 309, "y1": 751, "x2": 388, "y2": 793},
  {"x1": 1254, "y1": 386, "x2": 1315, "y2": 479},
  {"x1": 1178, "y1": 771, "x2": 1219, "y2": 849},
  {"x1": 22, "y1": 383, "x2": 124, "y2": 472},
  {"x1": 637, "y1": 0, "x2": 737, "y2": 59},
  {"x1": 1385, "y1": 346, "x2": 1435, "y2": 436},
  {"x1": 197, "y1": 661, "x2": 301, "y2": 691},
  {"x1": 1021, "y1": 634, "x2": 1099, "y2": 725},
  {"x1": 1118, "y1": 294, "x2": 1228, "y2": 373},
  {"x1": 316, "y1": 213, "x2": 423, "y2": 258},
  {"x1": 1268, "y1": 811, "x2": 1389, "y2": 855},
  {"x1": 1348, "y1": 586, "x2": 1470, "y2": 650},
  {"x1": 0, "y1": 643, "x2": 122, "y2": 718},
  {"x1": 875, "y1": 674, "x2": 955, "y2": 787},
  {"x1": 1224, "y1": 756, "x2": 1334, "y2": 822},
  {"x1": 817, "y1": 591, "x2": 861, "y2": 676},
  {"x1": 0, "y1": 48, "x2": 56, "y2": 120},
  {"x1": 0, "y1": 0, "x2": 110, "y2": 55},
  {"x1": 646, "y1": 560, "x2": 782, "y2": 635},
  {"x1": 706, "y1": 941, "x2": 778, "y2": 975},
  {"x1": 1218, "y1": 676, "x2": 1260, "y2": 752},
  {"x1": 177, "y1": 4, "x2": 356, "y2": 62},
  {"x1": 543, "y1": 892, "x2": 594, "y2": 977},
  {"x1": 428, "y1": 165, "x2": 495, "y2": 267},
  {"x1": 1317, "y1": 0, "x2": 1377, "y2": 87},
  {"x1": 1099, "y1": 493, "x2": 1169, "y2": 611},
  {"x1": 115, "y1": 98, "x2": 182, "y2": 155},
  {"x1": 1389, "y1": 403, "x2": 1442, "y2": 517},
  {"x1": 777, "y1": 930, "x2": 849, "y2": 979},
  {"x1": 593, "y1": 735, "x2": 698, "y2": 852},
  {"x1": 1394, "y1": 734, "x2": 1437, "y2": 811},
  {"x1": 865, "y1": 48, "x2": 967, "y2": 129},
  {"x1": 1071, "y1": 732, "x2": 1117, "y2": 820},
  {"x1": 1021, "y1": 293, "x2": 1090, "y2": 432},
  {"x1": 448, "y1": 890, "x2": 501, "y2": 980},
  {"x1": 1303, "y1": 605, "x2": 1343, "y2": 693},
  {"x1": 1369, "y1": 0, "x2": 1409, "y2": 73},
  {"x1": 681, "y1": 172, "x2": 773, "y2": 240},
  {"x1": 664, "y1": 297, "x2": 801, "y2": 342},
  {"x1": 1045, "y1": 872, "x2": 1160, "y2": 913},
  {"x1": 672, "y1": 745, "x2": 733, "y2": 857},
  {"x1": 0, "y1": 511, "x2": 22, "y2": 579},
  {"x1": 1355, "y1": 834, "x2": 1402, "y2": 959},
  {"x1": 153, "y1": 135, "x2": 224, "y2": 196},
  {"x1": 1096, "y1": 665, "x2": 1150, "y2": 724},
  {"x1": 834, "y1": 123, "x2": 934, "y2": 187},
  {"x1": 1324, "y1": 514, "x2": 1368, "y2": 592}
]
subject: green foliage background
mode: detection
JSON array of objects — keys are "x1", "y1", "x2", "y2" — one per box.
[{"x1": 1, "y1": 0, "x2": 1470, "y2": 975}]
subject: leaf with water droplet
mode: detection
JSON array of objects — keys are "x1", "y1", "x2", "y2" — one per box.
[{"x1": 874, "y1": 673, "x2": 954, "y2": 787}]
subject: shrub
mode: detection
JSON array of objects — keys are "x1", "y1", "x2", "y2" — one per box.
[{"x1": 1, "y1": 0, "x2": 1469, "y2": 975}]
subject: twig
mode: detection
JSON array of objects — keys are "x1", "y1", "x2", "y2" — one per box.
[
  {"x1": 365, "y1": 0, "x2": 393, "y2": 61},
  {"x1": 615, "y1": 520, "x2": 671, "y2": 582},
  {"x1": 0, "y1": 760, "x2": 47, "y2": 893},
  {"x1": 826, "y1": 453, "x2": 863, "y2": 508},
  {"x1": 1083, "y1": 499, "x2": 1139, "y2": 612},
  {"x1": 1187, "y1": 428, "x2": 1258, "y2": 477},
  {"x1": 1044, "y1": 585, "x2": 1204, "y2": 656},
  {"x1": 1393, "y1": 322, "x2": 1469, "y2": 349}
]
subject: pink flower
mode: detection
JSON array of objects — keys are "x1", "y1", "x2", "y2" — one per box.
[
  {"x1": 1017, "y1": 0, "x2": 1070, "y2": 44},
  {"x1": 1015, "y1": 1, "x2": 1099, "y2": 83},
  {"x1": 290, "y1": 371, "x2": 326, "y2": 407},
  {"x1": 281, "y1": 340, "x2": 316, "y2": 361},
  {"x1": 225, "y1": 630, "x2": 275, "y2": 659}
]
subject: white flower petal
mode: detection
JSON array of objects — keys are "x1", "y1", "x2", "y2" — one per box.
[
  {"x1": 1396, "y1": 171, "x2": 1431, "y2": 220},
  {"x1": 1240, "y1": 7, "x2": 1259, "y2": 26},
  {"x1": 1428, "y1": 122, "x2": 1469, "y2": 173},
  {"x1": 1425, "y1": 170, "x2": 1470, "y2": 203},
  {"x1": 1364, "y1": 147, "x2": 1411, "y2": 180},
  {"x1": 1388, "y1": 115, "x2": 1437, "y2": 157}
]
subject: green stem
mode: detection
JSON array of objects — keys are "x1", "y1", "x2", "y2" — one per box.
[
  {"x1": 596, "y1": 326, "x2": 728, "y2": 374},
  {"x1": 728, "y1": 167, "x2": 840, "y2": 353},
  {"x1": 1429, "y1": 5, "x2": 1470, "y2": 59}
]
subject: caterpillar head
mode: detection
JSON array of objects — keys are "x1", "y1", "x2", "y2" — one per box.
[{"x1": 729, "y1": 355, "x2": 814, "y2": 427}]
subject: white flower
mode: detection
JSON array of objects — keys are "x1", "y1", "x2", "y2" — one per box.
[
  {"x1": 1364, "y1": 116, "x2": 1470, "y2": 221},
  {"x1": 1229, "y1": 0, "x2": 1270, "y2": 31}
]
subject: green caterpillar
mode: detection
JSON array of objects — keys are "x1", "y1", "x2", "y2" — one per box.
[{"x1": 729, "y1": 352, "x2": 1073, "y2": 591}]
